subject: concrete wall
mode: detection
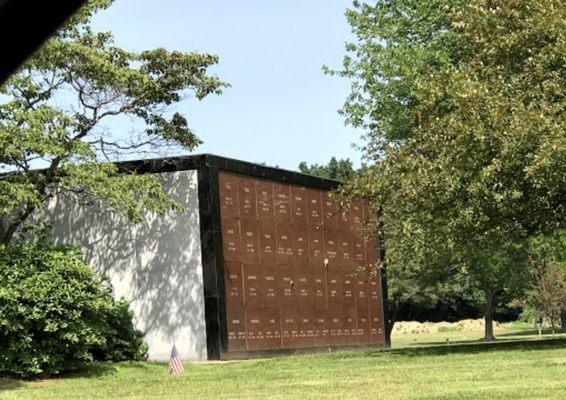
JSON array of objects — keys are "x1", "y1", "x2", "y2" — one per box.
[{"x1": 44, "y1": 170, "x2": 207, "y2": 361}]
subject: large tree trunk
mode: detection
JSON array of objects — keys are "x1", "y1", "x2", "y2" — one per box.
[
  {"x1": 0, "y1": 204, "x2": 36, "y2": 246},
  {"x1": 561, "y1": 310, "x2": 566, "y2": 333},
  {"x1": 1, "y1": 220, "x2": 21, "y2": 246},
  {"x1": 484, "y1": 291, "x2": 496, "y2": 341},
  {"x1": 386, "y1": 319, "x2": 395, "y2": 340},
  {"x1": 0, "y1": 215, "x2": 8, "y2": 245},
  {"x1": 382, "y1": 294, "x2": 398, "y2": 347},
  {"x1": 1, "y1": 158, "x2": 60, "y2": 247}
]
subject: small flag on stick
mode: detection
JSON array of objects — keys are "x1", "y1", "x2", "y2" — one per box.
[{"x1": 169, "y1": 345, "x2": 184, "y2": 375}]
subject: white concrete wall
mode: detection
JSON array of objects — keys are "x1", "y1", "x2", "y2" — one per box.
[{"x1": 44, "y1": 170, "x2": 207, "y2": 361}]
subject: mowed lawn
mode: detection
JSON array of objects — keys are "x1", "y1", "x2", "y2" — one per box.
[{"x1": 1, "y1": 326, "x2": 565, "y2": 400}]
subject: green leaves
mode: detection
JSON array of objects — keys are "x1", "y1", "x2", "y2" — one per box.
[
  {"x1": 330, "y1": 0, "x2": 465, "y2": 146},
  {"x1": 0, "y1": 0, "x2": 228, "y2": 244},
  {"x1": 337, "y1": 0, "x2": 565, "y2": 331},
  {"x1": 59, "y1": 162, "x2": 182, "y2": 223},
  {"x1": 525, "y1": 231, "x2": 566, "y2": 326},
  {"x1": 0, "y1": 240, "x2": 146, "y2": 376},
  {"x1": 0, "y1": 103, "x2": 78, "y2": 162},
  {"x1": 145, "y1": 113, "x2": 202, "y2": 149},
  {"x1": 298, "y1": 157, "x2": 362, "y2": 181}
]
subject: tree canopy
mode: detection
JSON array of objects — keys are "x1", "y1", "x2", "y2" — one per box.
[
  {"x1": 0, "y1": 0, "x2": 228, "y2": 245},
  {"x1": 524, "y1": 231, "x2": 566, "y2": 331},
  {"x1": 298, "y1": 157, "x2": 361, "y2": 181},
  {"x1": 334, "y1": 0, "x2": 565, "y2": 339}
]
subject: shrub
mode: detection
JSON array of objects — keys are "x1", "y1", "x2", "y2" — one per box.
[
  {"x1": 91, "y1": 299, "x2": 148, "y2": 362},
  {"x1": 0, "y1": 240, "x2": 146, "y2": 377}
]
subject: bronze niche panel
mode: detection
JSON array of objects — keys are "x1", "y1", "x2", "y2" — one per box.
[
  {"x1": 308, "y1": 226, "x2": 325, "y2": 264},
  {"x1": 259, "y1": 220, "x2": 277, "y2": 265},
  {"x1": 218, "y1": 171, "x2": 385, "y2": 355},
  {"x1": 322, "y1": 192, "x2": 339, "y2": 229},
  {"x1": 338, "y1": 232, "x2": 353, "y2": 266},
  {"x1": 326, "y1": 270, "x2": 342, "y2": 307},
  {"x1": 281, "y1": 309, "x2": 314, "y2": 348},
  {"x1": 290, "y1": 186, "x2": 309, "y2": 227},
  {"x1": 356, "y1": 307, "x2": 371, "y2": 345},
  {"x1": 338, "y1": 206, "x2": 349, "y2": 225},
  {"x1": 226, "y1": 307, "x2": 247, "y2": 351},
  {"x1": 351, "y1": 231, "x2": 366, "y2": 266},
  {"x1": 347, "y1": 199, "x2": 364, "y2": 225},
  {"x1": 240, "y1": 219, "x2": 260, "y2": 264},
  {"x1": 219, "y1": 173, "x2": 239, "y2": 218},
  {"x1": 275, "y1": 223, "x2": 294, "y2": 265},
  {"x1": 276, "y1": 265, "x2": 296, "y2": 309},
  {"x1": 261, "y1": 266, "x2": 279, "y2": 308},
  {"x1": 242, "y1": 263, "x2": 262, "y2": 307},
  {"x1": 221, "y1": 217, "x2": 240, "y2": 262},
  {"x1": 245, "y1": 307, "x2": 281, "y2": 350},
  {"x1": 313, "y1": 309, "x2": 330, "y2": 346},
  {"x1": 306, "y1": 189, "x2": 323, "y2": 227},
  {"x1": 257, "y1": 180, "x2": 274, "y2": 221},
  {"x1": 370, "y1": 306, "x2": 385, "y2": 345},
  {"x1": 273, "y1": 183, "x2": 291, "y2": 224},
  {"x1": 324, "y1": 229, "x2": 339, "y2": 262},
  {"x1": 293, "y1": 227, "x2": 309, "y2": 266},
  {"x1": 310, "y1": 272, "x2": 327, "y2": 309},
  {"x1": 262, "y1": 309, "x2": 283, "y2": 348},
  {"x1": 369, "y1": 275, "x2": 381, "y2": 308},
  {"x1": 342, "y1": 270, "x2": 355, "y2": 307},
  {"x1": 342, "y1": 307, "x2": 357, "y2": 344},
  {"x1": 298, "y1": 311, "x2": 316, "y2": 348},
  {"x1": 225, "y1": 261, "x2": 243, "y2": 308},
  {"x1": 280, "y1": 310, "x2": 297, "y2": 348},
  {"x1": 238, "y1": 177, "x2": 257, "y2": 220},
  {"x1": 355, "y1": 271, "x2": 371, "y2": 309},
  {"x1": 295, "y1": 273, "x2": 313, "y2": 309},
  {"x1": 327, "y1": 309, "x2": 344, "y2": 346},
  {"x1": 369, "y1": 271, "x2": 384, "y2": 345},
  {"x1": 369, "y1": 276, "x2": 382, "y2": 317}
]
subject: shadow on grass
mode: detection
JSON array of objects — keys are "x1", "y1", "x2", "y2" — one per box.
[
  {"x1": 0, "y1": 377, "x2": 24, "y2": 392},
  {"x1": 496, "y1": 329, "x2": 563, "y2": 338},
  {"x1": 0, "y1": 362, "x2": 118, "y2": 391},
  {"x1": 59, "y1": 362, "x2": 118, "y2": 379},
  {"x1": 384, "y1": 337, "x2": 566, "y2": 358}
]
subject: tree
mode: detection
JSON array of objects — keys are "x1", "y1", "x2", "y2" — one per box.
[
  {"x1": 326, "y1": 0, "x2": 465, "y2": 147},
  {"x1": 298, "y1": 157, "x2": 361, "y2": 181},
  {"x1": 528, "y1": 262, "x2": 566, "y2": 333},
  {"x1": 333, "y1": 0, "x2": 565, "y2": 339},
  {"x1": 300, "y1": 158, "x2": 498, "y2": 331},
  {"x1": 524, "y1": 232, "x2": 566, "y2": 332},
  {"x1": 0, "y1": 0, "x2": 228, "y2": 245}
]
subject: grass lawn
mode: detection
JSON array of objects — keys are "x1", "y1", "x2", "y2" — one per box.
[{"x1": 1, "y1": 323, "x2": 565, "y2": 400}]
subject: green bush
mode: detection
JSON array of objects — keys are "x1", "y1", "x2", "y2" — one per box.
[
  {"x1": 91, "y1": 299, "x2": 148, "y2": 362},
  {"x1": 0, "y1": 240, "x2": 146, "y2": 377}
]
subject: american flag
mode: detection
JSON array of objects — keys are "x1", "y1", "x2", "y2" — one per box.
[{"x1": 169, "y1": 345, "x2": 184, "y2": 375}]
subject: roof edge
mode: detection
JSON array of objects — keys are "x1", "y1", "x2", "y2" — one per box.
[{"x1": 116, "y1": 153, "x2": 342, "y2": 191}]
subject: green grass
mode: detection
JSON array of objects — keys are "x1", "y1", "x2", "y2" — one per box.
[
  {"x1": 1, "y1": 325, "x2": 565, "y2": 400},
  {"x1": 392, "y1": 322, "x2": 564, "y2": 348}
]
